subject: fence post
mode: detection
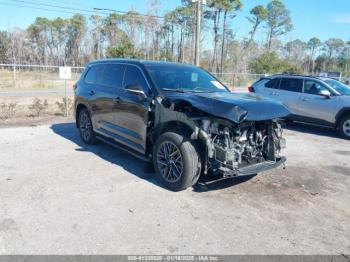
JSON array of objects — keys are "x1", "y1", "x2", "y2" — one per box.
[
  {"x1": 232, "y1": 73, "x2": 236, "y2": 90},
  {"x1": 12, "y1": 63, "x2": 16, "y2": 88},
  {"x1": 64, "y1": 79, "x2": 68, "y2": 117}
]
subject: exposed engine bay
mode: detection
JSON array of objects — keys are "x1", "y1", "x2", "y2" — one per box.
[
  {"x1": 199, "y1": 118, "x2": 285, "y2": 176},
  {"x1": 156, "y1": 94, "x2": 288, "y2": 177}
]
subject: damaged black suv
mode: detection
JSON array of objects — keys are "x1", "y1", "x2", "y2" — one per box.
[{"x1": 74, "y1": 59, "x2": 290, "y2": 191}]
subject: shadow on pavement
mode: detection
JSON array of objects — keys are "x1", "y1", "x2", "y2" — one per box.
[
  {"x1": 50, "y1": 122, "x2": 162, "y2": 188},
  {"x1": 285, "y1": 121, "x2": 339, "y2": 138},
  {"x1": 51, "y1": 122, "x2": 256, "y2": 192}
]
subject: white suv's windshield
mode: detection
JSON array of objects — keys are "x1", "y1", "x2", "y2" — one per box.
[
  {"x1": 146, "y1": 64, "x2": 229, "y2": 93},
  {"x1": 324, "y1": 79, "x2": 350, "y2": 96}
]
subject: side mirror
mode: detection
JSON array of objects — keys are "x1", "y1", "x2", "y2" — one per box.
[
  {"x1": 125, "y1": 84, "x2": 146, "y2": 98},
  {"x1": 319, "y1": 89, "x2": 331, "y2": 99}
]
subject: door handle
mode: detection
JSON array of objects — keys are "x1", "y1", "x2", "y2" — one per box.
[
  {"x1": 301, "y1": 97, "x2": 310, "y2": 101},
  {"x1": 88, "y1": 90, "x2": 95, "y2": 96},
  {"x1": 270, "y1": 92, "x2": 278, "y2": 96}
]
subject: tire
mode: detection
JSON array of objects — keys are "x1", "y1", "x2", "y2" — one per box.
[
  {"x1": 78, "y1": 108, "x2": 97, "y2": 144},
  {"x1": 338, "y1": 114, "x2": 350, "y2": 140},
  {"x1": 153, "y1": 131, "x2": 201, "y2": 191}
]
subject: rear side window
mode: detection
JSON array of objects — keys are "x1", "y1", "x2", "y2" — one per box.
[
  {"x1": 96, "y1": 64, "x2": 125, "y2": 90},
  {"x1": 280, "y1": 78, "x2": 303, "y2": 93},
  {"x1": 123, "y1": 65, "x2": 149, "y2": 92},
  {"x1": 84, "y1": 65, "x2": 102, "y2": 84},
  {"x1": 265, "y1": 78, "x2": 280, "y2": 89}
]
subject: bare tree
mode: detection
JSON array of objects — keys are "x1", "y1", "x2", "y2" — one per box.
[
  {"x1": 307, "y1": 37, "x2": 321, "y2": 73},
  {"x1": 266, "y1": 0, "x2": 293, "y2": 50},
  {"x1": 324, "y1": 38, "x2": 345, "y2": 70},
  {"x1": 219, "y1": 0, "x2": 242, "y2": 73}
]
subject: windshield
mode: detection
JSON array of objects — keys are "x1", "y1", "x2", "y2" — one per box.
[
  {"x1": 146, "y1": 64, "x2": 229, "y2": 93},
  {"x1": 324, "y1": 79, "x2": 350, "y2": 96}
]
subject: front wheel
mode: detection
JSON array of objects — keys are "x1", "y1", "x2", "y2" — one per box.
[
  {"x1": 153, "y1": 131, "x2": 201, "y2": 191},
  {"x1": 338, "y1": 114, "x2": 350, "y2": 140}
]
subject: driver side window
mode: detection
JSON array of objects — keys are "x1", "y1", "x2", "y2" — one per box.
[
  {"x1": 304, "y1": 80, "x2": 329, "y2": 95},
  {"x1": 123, "y1": 65, "x2": 149, "y2": 93}
]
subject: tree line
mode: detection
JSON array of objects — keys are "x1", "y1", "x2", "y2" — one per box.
[{"x1": 0, "y1": 0, "x2": 349, "y2": 76}]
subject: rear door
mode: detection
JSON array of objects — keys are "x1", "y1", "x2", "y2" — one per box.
[
  {"x1": 298, "y1": 79, "x2": 338, "y2": 124},
  {"x1": 80, "y1": 64, "x2": 104, "y2": 127},
  {"x1": 277, "y1": 77, "x2": 304, "y2": 116},
  {"x1": 109, "y1": 65, "x2": 152, "y2": 154},
  {"x1": 92, "y1": 63, "x2": 126, "y2": 133},
  {"x1": 258, "y1": 77, "x2": 281, "y2": 98}
]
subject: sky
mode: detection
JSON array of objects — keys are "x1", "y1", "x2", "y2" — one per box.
[{"x1": 0, "y1": 0, "x2": 349, "y2": 42}]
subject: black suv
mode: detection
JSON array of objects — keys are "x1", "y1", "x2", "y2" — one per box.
[{"x1": 74, "y1": 59, "x2": 290, "y2": 191}]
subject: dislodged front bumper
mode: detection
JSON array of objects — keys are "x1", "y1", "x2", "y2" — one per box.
[{"x1": 219, "y1": 156, "x2": 286, "y2": 178}]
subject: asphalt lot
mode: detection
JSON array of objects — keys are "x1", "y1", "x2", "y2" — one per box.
[{"x1": 0, "y1": 121, "x2": 349, "y2": 254}]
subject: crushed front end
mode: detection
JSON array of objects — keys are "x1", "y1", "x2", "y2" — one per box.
[
  {"x1": 197, "y1": 118, "x2": 286, "y2": 177},
  {"x1": 154, "y1": 93, "x2": 289, "y2": 178}
]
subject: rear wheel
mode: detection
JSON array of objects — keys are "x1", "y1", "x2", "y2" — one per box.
[
  {"x1": 153, "y1": 131, "x2": 201, "y2": 191},
  {"x1": 338, "y1": 114, "x2": 350, "y2": 140},
  {"x1": 78, "y1": 108, "x2": 97, "y2": 144}
]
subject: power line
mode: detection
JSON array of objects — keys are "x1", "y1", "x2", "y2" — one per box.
[
  {"x1": 46, "y1": 0, "x2": 97, "y2": 10},
  {"x1": 93, "y1": 8, "x2": 164, "y2": 19},
  {"x1": 7, "y1": 0, "x2": 110, "y2": 15},
  {"x1": 0, "y1": 1, "x2": 87, "y2": 15},
  {"x1": 6, "y1": 0, "x2": 164, "y2": 20},
  {"x1": 0, "y1": 1, "x2": 167, "y2": 34}
]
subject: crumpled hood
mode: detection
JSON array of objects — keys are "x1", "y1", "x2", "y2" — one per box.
[{"x1": 163, "y1": 91, "x2": 291, "y2": 123}]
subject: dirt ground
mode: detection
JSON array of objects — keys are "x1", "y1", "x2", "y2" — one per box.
[
  {"x1": 0, "y1": 116, "x2": 73, "y2": 128},
  {"x1": 0, "y1": 121, "x2": 349, "y2": 254}
]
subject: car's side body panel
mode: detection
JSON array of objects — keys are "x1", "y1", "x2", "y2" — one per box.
[
  {"x1": 253, "y1": 75, "x2": 350, "y2": 127},
  {"x1": 75, "y1": 61, "x2": 153, "y2": 154}
]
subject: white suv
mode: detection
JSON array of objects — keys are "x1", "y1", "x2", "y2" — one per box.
[{"x1": 251, "y1": 75, "x2": 350, "y2": 139}]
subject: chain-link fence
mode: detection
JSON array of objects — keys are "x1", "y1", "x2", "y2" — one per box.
[
  {"x1": 0, "y1": 64, "x2": 266, "y2": 91},
  {"x1": 212, "y1": 72, "x2": 266, "y2": 90},
  {"x1": 0, "y1": 64, "x2": 84, "y2": 89},
  {"x1": 1, "y1": 64, "x2": 348, "y2": 91}
]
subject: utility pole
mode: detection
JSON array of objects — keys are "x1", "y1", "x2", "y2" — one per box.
[{"x1": 194, "y1": 0, "x2": 201, "y2": 66}]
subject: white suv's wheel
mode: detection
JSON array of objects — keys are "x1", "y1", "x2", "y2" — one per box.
[{"x1": 338, "y1": 114, "x2": 350, "y2": 140}]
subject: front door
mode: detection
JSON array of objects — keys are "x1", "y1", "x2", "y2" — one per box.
[
  {"x1": 298, "y1": 79, "x2": 337, "y2": 124},
  {"x1": 110, "y1": 65, "x2": 152, "y2": 154}
]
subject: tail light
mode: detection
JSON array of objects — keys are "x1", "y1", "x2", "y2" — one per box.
[{"x1": 248, "y1": 86, "x2": 255, "y2": 92}]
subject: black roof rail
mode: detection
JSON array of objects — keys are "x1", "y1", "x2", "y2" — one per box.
[{"x1": 268, "y1": 73, "x2": 321, "y2": 79}]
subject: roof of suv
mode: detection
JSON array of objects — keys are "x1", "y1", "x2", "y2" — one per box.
[
  {"x1": 267, "y1": 74, "x2": 322, "y2": 80},
  {"x1": 88, "y1": 58, "x2": 197, "y2": 68},
  {"x1": 267, "y1": 74, "x2": 341, "y2": 82}
]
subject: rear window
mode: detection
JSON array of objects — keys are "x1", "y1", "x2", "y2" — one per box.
[
  {"x1": 280, "y1": 78, "x2": 303, "y2": 93},
  {"x1": 265, "y1": 78, "x2": 280, "y2": 89},
  {"x1": 84, "y1": 65, "x2": 102, "y2": 84}
]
